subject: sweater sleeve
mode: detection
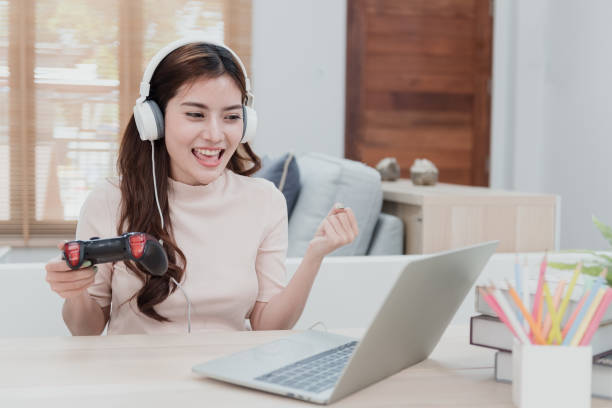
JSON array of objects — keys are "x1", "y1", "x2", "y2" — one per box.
[
  {"x1": 75, "y1": 180, "x2": 120, "y2": 308},
  {"x1": 254, "y1": 186, "x2": 288, "y2": 302}
]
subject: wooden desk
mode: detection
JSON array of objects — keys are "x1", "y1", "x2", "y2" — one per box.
[
  {"x1": 381, "y1": 179, "x2": 559, "y2": 254},
  {"x1": 1, "y1": 326, "x2": 609, "y2": 407}
]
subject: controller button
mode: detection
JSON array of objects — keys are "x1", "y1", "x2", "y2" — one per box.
[
  {"x1": 66, "y1": 242, "x2": 81, "y2": 267},
  {"x1": 129, "y1": 234, "x2": 146, "y2": 259}
]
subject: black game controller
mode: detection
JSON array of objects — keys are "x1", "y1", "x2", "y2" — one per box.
[{"x1": 63, "y1": 232, "x2": 168, "y2": 276}]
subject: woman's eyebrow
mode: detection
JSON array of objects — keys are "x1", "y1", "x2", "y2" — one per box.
[
  {"x1": 223, "y1": 104, "x2": 243, "y2": 111},
  {"x1": 180, "y1": 102, "x2": 242, "y2": 110},
  {"x1": 181, "y1": 102, "x2": 208, "y2": 109}
]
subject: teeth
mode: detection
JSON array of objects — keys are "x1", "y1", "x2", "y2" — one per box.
[{"x1": 194, "y1": 148, "x2": 221, "y2": 156}]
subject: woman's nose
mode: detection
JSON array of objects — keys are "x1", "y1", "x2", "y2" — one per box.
[{"x1": 202, "y1": 117, "x2": 223, "y2": 142}]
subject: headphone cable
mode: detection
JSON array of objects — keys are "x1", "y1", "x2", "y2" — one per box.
[
  {"x1": 150, "y1": 140, "x2": 192, "y2": 334},
  {"x1": 171, "y1": 276, "x2": 192, "y2": 334},
  {"x1": 150, "y1": 140, "x2": 165, "y2": 231}
]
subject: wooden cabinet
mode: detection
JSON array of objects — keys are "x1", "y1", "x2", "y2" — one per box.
[{"x1": 381, "y1": 179, "x2": 559, "y2": 254}]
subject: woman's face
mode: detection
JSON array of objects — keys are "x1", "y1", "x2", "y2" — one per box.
[{"x1": 164, "y1": 74, "x2": 244, "y2": 186}]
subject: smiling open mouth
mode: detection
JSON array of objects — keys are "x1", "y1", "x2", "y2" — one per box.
[{"x1": 192, "y1": 148, "x2": 225, "y2": 167}]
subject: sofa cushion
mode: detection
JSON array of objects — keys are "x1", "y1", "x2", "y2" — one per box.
[
  {"x1": 288, "y1": 153, "x2": 382, "y2": 256},
  {"x1": 254, "y1": 152, "x2": 301, "y2": 216},
  {"x1": 366, "y1": 213, "x2": 404, "y2": 255}
]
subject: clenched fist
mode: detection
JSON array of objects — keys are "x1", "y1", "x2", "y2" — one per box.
[{"x1": 308, "y1": 203, "x2": 359, "y2": 258}]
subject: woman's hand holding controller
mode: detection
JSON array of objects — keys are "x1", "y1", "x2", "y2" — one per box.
[{"x1": 45, "y1": 241, "x2": 96, "y2": 299}]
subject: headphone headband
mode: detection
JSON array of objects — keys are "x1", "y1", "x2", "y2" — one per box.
[
  {"x1": 133, "y1": 37, "x2": 257, "y2": 144},
  {"x1": 137, "y1": 37, "x2": 253, "y2": 106}
]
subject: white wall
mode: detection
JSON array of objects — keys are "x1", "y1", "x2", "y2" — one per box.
[
  {"x1": 250, "y1": 0, "x2": 346, "y2": 158},
  {"x1": 491, "y1": 0, "x2": 612, "y2": 250},
  {"x1": 251, "y1": 0, "x2": 612, "y2": 251}
]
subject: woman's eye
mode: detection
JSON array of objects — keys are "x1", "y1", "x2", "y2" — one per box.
[
  {"x1": 186, "y1": 112, "x2": 204, "y2": 118},
  {"x1": 226, "y1": 114, "x2": 242, "y2": 121}
]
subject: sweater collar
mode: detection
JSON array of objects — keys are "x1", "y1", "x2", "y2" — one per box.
[{"x1": 168, "y1": 169, "x2": 229, "y2": 200}]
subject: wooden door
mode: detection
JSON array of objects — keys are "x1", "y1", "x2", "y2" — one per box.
[{"x1": 345, "y1": 0, "x2": 493, "y2": 186}]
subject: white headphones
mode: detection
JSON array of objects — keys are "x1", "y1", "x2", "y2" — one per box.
[{"x1": 133, "y1": 38, "x2": 257, "y2": 144}]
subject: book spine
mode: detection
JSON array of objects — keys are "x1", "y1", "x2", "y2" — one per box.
[
  {"x1": 470, "y1": 339, "x2": 511, "y2": 353},
  {"x1": 469, "y1": 315, "x2": 512, "y2": 352},
  {"x1": 494, "y1": 352, "x2": 511, "y2": 383}
]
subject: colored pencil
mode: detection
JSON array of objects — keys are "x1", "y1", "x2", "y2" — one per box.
[
  {"x1": 537, "y1": 291, "x2": 545, "y2": 332},
  {"x1": 515, "y1": 255, "x2": 523, "y2": 324},
  {"x1": 563, "y1": 270, "x2": 607, "y2": 345},
  {"x1": 562, "y1": 290, "x2": 590, "y2": 340},
  {"x1": 580, "y1": 288, "x2": 612, "y2": 346},
  {"x1": 570, "y1": 287, "x2": 607, "y2": 346},
  {"x1": 532, "y1": 254, "x2": 547, "y2": 337},
  {"x1": 542, "y1": 280, "x2": 565, "y2": 341},
  {"x1": 478, "y1": 288, "x2": 521, "y2": 340},
  {"x1": 548, "y1": 263, "x2": 582, "y2": 344},
  {"x1": 503, "y1": 281, "x2": 545, "y2": 344},
  {"x1": 522, "y1": 258, "x2": 530, "y2": 334},
  {"x1": 515, "y1": 254, "x2": 522, "y2": 296},
  {"x1": 488, "y1": 285, "x2": 531, "y2": 344}
]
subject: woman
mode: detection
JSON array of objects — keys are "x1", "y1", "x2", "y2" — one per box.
[{"x1": 44, "y1": 40, "x2": 359, "y2": 335}]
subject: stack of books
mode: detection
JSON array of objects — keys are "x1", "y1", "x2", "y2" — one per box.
[{"x1": 470, "y1": 280, "x2": 612, "y2": 399}]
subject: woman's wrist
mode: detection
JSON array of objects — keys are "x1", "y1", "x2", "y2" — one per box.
[
  {"x1": 63, "y1": 289, "x2": 106, "y2": 336},
  {"x1": 305, "y1": 242, "x2": 327, "y2": 263},
  {"x1": 64, "y1": 289, "x2": 92, "y2": 308}
]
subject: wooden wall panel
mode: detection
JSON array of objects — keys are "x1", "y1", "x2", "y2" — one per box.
[{"x1": 346, "y1": 0, "x2": 493, "y2": 186}]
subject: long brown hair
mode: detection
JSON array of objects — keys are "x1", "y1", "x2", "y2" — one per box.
[{"x1": 116, "y1": 43, "x2": 261, "y2": 322}]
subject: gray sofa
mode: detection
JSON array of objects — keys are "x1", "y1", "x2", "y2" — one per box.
[{"x1": 287, "y1": 153, "x2": 403, "y2": 257}]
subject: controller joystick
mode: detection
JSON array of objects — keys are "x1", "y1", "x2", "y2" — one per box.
[{"x1": 63, "y1": 232, "x2": 168, "y2": 276}]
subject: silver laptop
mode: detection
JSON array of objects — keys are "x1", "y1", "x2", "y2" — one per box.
[{"x1": 192, "y1": 241, "x2": 498, "y2": 404}]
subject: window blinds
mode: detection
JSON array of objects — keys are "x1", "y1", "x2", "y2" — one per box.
[{"x1": 0, "y1": 0, "x2": 252, "y2": 245}]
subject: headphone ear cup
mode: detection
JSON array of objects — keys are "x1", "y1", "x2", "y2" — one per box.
[
  {"x1": 241, "y1": 105, "x2": 257, "y2": 144},
  {"x1": 133, "y1": 100, "x2": 165, "y2": 141}
]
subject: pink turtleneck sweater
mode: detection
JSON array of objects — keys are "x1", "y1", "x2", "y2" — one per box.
[{"x1": 75, "y1": 169, "x2": 288, "y2": 334}]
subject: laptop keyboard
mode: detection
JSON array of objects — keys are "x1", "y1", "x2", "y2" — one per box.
[{"x1": 255, "y1": 340, "x2": 358, "y2": 394}]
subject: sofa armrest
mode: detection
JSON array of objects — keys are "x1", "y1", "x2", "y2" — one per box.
[{"x1": 366, "y1": 213, "x2": 404, "y2": 255}]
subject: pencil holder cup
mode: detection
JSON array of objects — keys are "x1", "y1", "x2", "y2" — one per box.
[{"x1": 512, "y1": 341, "x2": 592, "y2": 408}]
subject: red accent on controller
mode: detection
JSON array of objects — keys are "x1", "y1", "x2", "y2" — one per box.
[
  {"x1": 129, "y1": 233, "x2": 146, "y2": 259},
  {"x1": 66, "y1": 242, "x2": 81, "y2": 267}
]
